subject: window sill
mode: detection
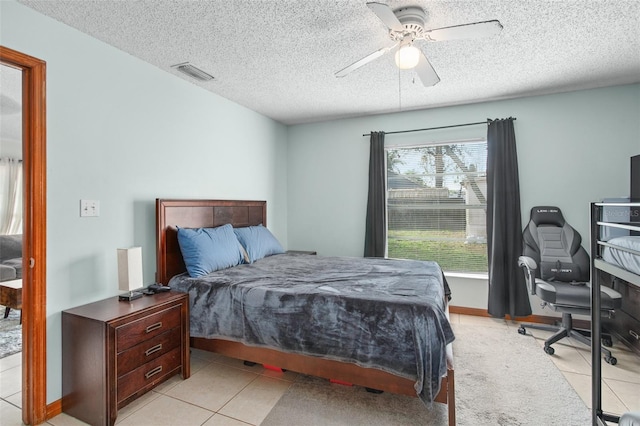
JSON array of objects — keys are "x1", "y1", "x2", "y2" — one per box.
[{"x1": 444, "y1": 272, "x2": 488, "y2": 281}]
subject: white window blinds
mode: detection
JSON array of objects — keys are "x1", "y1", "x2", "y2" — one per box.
[{"x1": 386, "y1": 140, "x2": 488, "y2": 273}]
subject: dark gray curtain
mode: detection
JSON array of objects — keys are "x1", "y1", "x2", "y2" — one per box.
[
  {"x1": 486, "y1": 118, "x2": 531, "y2": 318},
  {"x1": 364, "y1": 131, "x2": 386, "y2": 257}
]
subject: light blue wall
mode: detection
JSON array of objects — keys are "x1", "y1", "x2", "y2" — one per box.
[
  {"x1": 287, "y1": 84, "x2": 640, "y2": 311},
  {"x1": 3, "y1": 0, "x2": 640, "y2": 409},
  {"x1": 1, "y1": 1, "x2": 288, "y2": 403}
]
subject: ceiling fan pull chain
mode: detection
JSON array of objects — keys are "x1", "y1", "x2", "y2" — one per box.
[{"x1": 398, "y1": 65, "x2": 402, "y2": 111}]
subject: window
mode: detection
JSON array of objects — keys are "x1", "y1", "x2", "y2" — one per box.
[
  {"x1": 0, "y1": 158, "x2": 23, "y2": 235},
  {"x1": 386, "y1": 140, "x2": 488, "y2": 274}
]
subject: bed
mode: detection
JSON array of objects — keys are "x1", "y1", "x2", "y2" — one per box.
[
  {"x1": 592, "y1": 201, "x2": 640, "y2": 295},
  {"x1": 601, "y1": 236, "x2": 640, "y2": 276},
  {"x1": 590, "y1": 201, "x2": 640, "y2": 425},
  {"x1": 155, "y1": 199, "x2": 456, "y2": 425}
]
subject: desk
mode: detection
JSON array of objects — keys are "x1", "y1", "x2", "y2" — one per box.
[{"x1": 0, "y1": 279, "x2": 22, "y2": 324}]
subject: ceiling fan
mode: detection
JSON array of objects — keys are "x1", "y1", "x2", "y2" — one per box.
[{"x1": 335, "y1": 2, "x2": 503, "y2": 87}]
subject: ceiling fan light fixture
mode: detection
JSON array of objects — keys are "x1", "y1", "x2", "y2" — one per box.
[{"x1": 394, "y1": 45, "x2": 420, "y2": 70}]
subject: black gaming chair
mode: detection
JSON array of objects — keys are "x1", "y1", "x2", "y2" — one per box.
[{"x1": 517, "y1": 206, "x2": 622, "y2": 365}]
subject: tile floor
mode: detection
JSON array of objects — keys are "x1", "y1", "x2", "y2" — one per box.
[{"x1": 0, "y1": 314, "x2": 638, "y2": 425}]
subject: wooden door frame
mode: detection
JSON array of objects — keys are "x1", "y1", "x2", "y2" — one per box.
[{"x1": 0, "y1": 46, "x2": 47, "y2": 425}]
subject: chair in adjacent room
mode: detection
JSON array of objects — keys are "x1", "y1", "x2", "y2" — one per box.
[{"x1": 517, "y1": 206, "x2": 622, "y2": 365}]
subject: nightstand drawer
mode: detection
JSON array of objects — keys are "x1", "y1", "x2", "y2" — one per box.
[
  {"x1": 117, "y1": 347, "x2": 181, "y2": 403},
  {"x1": 117, "y1": 327, "x2": 181, "y2": 376},
  {"x1": 116, "y1": 305, "x2": 181, "y2": 351}
]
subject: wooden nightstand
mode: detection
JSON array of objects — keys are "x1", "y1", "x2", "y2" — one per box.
[{"x1": 62, "y1": 291, "x2": 190, "y2": 426}]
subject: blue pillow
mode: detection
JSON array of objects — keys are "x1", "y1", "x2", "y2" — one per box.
[
  {"x1": 177, "y1": 224, "x2": 245, "y2": 277},
  {"x1": 233, "y1": 224, "x2": 285, "y2": 263}
]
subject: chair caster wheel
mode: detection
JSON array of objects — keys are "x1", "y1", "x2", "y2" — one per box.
[
  {"x1": 544, "y1": 345, "x2": 555, "y2": 355},
  {"x1": 605, "y1": 356, "x2": 617, "y2": 365},
  {"x1": 518, "y1": 326, "x2": 526, "y2": 335},
  {"x1": 602, "y1": 337, "x2": 613, "y2": 347}
]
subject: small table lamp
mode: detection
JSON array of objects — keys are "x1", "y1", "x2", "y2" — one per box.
[{"x1": 117, "y1": 247, "x2": 144, "y2": 301}]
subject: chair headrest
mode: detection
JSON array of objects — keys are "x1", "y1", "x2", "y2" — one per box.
[{"x1": 530, "y1": 206, "x2": 565, "y2": 227}]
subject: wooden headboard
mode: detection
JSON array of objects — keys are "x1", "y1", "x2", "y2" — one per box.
[{"x1": 155, "y1": 199, "x2": 267, "y2": 284}]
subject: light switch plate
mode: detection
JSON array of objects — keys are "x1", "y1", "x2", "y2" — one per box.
[{"x1": 80, "y1": 200, "x2": 100, "y2": 217}]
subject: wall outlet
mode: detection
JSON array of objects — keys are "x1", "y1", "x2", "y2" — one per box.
[{"x1": 80, "y1": 200, "x2": 100, "y2": 217}]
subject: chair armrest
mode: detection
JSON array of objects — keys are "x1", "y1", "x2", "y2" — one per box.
[
  {"x1": 518, "y1": 256, "x2": 537, "y2": 271},
  {"x1": 518, "y1": 256, "x2": 538, "y2": 295}
]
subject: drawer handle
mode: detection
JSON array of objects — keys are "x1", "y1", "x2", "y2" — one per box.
[
  {"x1": 145, "y1": 344, "x2": 163, "y2": 357},
  {"x1": 145, "y1": 322, "x2": 162, "y2": 333},
  {"x1": 630, "y1": 330, "x2": 640, "y2": 341},
  {"x1": 145, "y1": 366, "x2": 163, "y2": 380}
]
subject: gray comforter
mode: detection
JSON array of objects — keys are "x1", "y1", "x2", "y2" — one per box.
[{"x1": 169, "y1": 253, "x2": 455, "y2": 404}]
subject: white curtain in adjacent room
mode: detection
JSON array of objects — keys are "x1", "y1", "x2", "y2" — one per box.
[{"x1": 0, "y1": 157, "x2": 23, "y2": 235}]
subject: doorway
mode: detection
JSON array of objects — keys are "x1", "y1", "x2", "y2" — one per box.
[
  {"x1": 0, "y1": 46, "x2": 47, "y2": 425},
  {"x1": 0, "y1": 61, "x2": 24, "y2": 415}
]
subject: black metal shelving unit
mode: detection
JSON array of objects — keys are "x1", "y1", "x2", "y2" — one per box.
[{"x1": 590, "y1": 201, "x2": 640, "y2": 426}]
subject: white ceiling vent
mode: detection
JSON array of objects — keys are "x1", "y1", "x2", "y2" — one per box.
[{"x1": 171, "y1": 62, "x2": 215, "y2": 81}]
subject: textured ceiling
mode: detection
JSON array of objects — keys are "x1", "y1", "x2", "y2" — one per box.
[{"x1": 16, "y1": 0, "x2": 640, "y2": 125}]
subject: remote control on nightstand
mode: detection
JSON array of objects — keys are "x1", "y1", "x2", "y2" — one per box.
[{"x1": 147, "y1": 283, "x2": 170, "y2": 293}]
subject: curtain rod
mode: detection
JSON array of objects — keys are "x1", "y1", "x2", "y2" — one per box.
[{"x1": 362, "y1": 118, "x2": 517, "y2": 137}]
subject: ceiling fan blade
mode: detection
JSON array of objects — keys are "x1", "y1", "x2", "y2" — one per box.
[
  {"x1": 335, "y1": 44, "x2": 397, "y2": 78},
  {"x1": 424, "y1": 20, "x2": 503, "y2": 42},
  {"x1": 414, "y1": 51, "x2": 440, "y2": 87},
  {"x1": 366, "y1": 2, "x2": 404, "y2": 32}
]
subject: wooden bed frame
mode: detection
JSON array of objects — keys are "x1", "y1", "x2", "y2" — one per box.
[{"x1": 155, "y1": 198, "x2": 456, "y2": 425}]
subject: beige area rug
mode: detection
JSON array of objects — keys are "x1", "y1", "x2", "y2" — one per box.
[{"x1": 261, "y1": 325, "x2": 591, "y2": 426}]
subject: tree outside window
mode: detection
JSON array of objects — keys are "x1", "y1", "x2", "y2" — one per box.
[{"x1": 386, "y1": 140, "x2": 488, "y2": 273}]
